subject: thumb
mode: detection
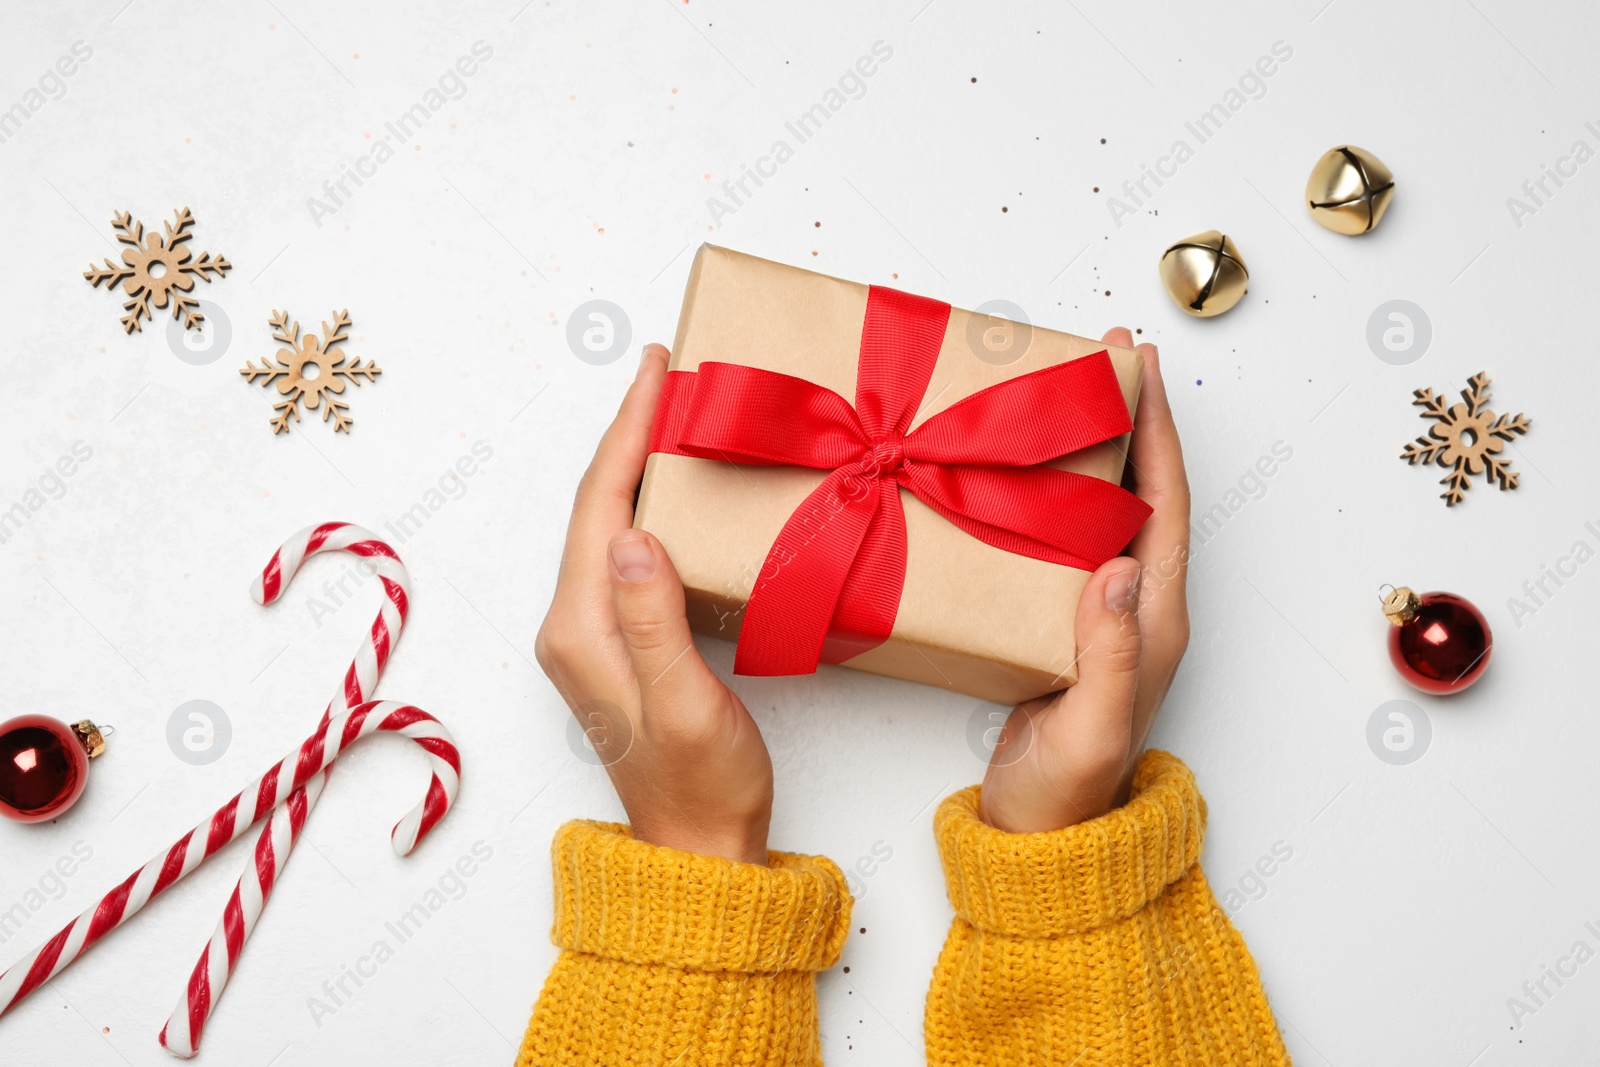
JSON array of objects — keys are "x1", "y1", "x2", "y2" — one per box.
[
  {"x1": 979, "y1": 557, "x2": 1145, "y2": 834},
  {"x1": 1058, "y1": 556, "x2": 1143, "y2": 764},
  {"x1": 607, "y1": 530, "x2": 719, "y2": 712}
]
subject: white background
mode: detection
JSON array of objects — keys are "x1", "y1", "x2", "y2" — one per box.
[{"x1": 1, "y1": 1, "x2": 1598, "y2": 1064}]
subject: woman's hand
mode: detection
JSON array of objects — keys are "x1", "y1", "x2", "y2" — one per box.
[
  {"x1": 978, "y1": 328, "x2": 1192, "y2": 834},
  {"x1": 535, "y1": 344, "x2": 774, "y2": 865}
]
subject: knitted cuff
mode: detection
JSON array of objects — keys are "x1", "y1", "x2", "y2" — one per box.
[
  {"x1": 935, "y1": 750, "x2": 1206, "y2": 938},
  {"x1": 549, "y1": 820, "x2": 852, "y2": 973}
]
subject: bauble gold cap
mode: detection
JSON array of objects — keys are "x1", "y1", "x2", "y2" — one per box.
[
  {"x1": 1158, "y1": 231, "x2": 1248, "y2": 318},
  {"x1": 71, "y1": 720, "x2": 107, "y2": 759},
  {"x1": 1380, "y1": 585, "x2": 1419, "y2": 626},
  {"x1": 1306, "y1": 145, "x2": 1394, "y2": 235}
]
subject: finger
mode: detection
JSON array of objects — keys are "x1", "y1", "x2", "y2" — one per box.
[
  {"x1": 1125, "y1": 344, "x2": 1191, "y2": 565},
  {"x1": 1101, "y1": 326, "x2": 1134, "y2": 349},
  {"x1": 1101, "y1": 327, "x2": 1187, "y2": 539},
  {"x1": 606, "y1": 529, "x2": 724, "y2": 722},
  {"x1": 1052, "y1": 557, "x2": 1143, "y2": 786},
  {"x1": 557, "y1": 344, "x2": 669, "y2": 591}
]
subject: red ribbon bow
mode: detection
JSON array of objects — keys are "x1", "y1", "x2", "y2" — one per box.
[{"x1": 649, "y1": 285, "x2": 1152, "y2": 676}]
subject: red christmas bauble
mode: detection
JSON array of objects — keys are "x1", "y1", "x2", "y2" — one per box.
[
  {"x1": 1383, "y1": 588, "x2": 1492, "y2": 695},
  {"x1": 0, "y1": 715, "x2": 105, "y2": 822}
]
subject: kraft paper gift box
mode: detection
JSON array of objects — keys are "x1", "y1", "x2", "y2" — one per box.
[{"x1": 634, "y1": 244, "x2": 1144, "y2": 705}]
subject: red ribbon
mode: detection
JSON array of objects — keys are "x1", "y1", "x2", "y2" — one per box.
[{"x1": 649, "y1": 285, "x2": 1152, "y2": 676}]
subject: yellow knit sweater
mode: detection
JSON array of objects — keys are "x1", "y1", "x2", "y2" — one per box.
[{"x1": 516, "y1": 751, "x2": 1290, "y2": 1066}]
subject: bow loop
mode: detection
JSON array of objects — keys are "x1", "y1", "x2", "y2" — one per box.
[
  {"x1": 658, "y1": 362, "x2": 868, "y2": 470},
  {"x1": 903, "y1": 353, "x2": 1135, "y2": 467}
]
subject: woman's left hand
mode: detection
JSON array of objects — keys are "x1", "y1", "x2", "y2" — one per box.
[{"x1": 977, "y1": 328, "x2": 1192, "y2": 834}]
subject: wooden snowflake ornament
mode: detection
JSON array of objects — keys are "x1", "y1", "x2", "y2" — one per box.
[
  {"x1": 1400, "y1": 372, "x2": 1530, "y2": 506},
  {"x1": 239, "y1": 310, "x2": 382, "y2": 434},
  {"x1": 82, "y1": 208, "x2": 230, "y2": 333}
]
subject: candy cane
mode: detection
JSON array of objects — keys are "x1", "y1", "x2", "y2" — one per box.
[
  {"x1": 161, "y1": 522, "x2": 411, "y2": 1057},
  {"x1": 0, "y1": 700, "x2": 461, "y2": 1019},
  {"x1": 159, "y1": 773, "x2": 327, "y2": 1057}
]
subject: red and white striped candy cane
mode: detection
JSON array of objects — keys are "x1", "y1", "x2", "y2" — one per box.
[
  {"x1": 0, "y1": 700, "x2": 460, "y2": 1022},
  {"x1": 161, "y1": 522, "x2": 412, "y2": 1057}
]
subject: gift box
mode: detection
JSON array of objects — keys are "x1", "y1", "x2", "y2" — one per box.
[{"x1": 635, "y1": 245, "x2": 1149, "y2": 704}]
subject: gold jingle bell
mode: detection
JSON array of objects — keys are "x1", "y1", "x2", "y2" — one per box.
[
  {"x1": 1306, "y1": 145, "x2": 1393, "y2": 235},
  {"x1": 1158, "y1": 230, "x2": 1248, "y2": 318}
]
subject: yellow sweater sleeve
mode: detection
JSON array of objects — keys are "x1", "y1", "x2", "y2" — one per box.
[
  {"x1": 515, "y1": 818, "x2": 852, "y2": 1067},
  {"x1": 926, "y1": 750, "x2": 1291, "y2": 1067}
]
